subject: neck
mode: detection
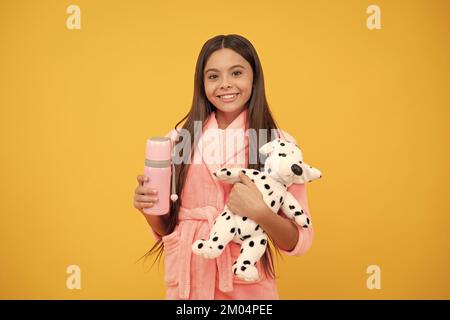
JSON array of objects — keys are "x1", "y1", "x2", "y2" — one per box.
[{"x1": 215, "y1": 107, "x2": 246, "y2": 130}]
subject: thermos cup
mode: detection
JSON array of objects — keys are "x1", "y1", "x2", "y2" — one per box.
[{"x1": 143, "y1": 137, "x2": 178, "y2": 215}]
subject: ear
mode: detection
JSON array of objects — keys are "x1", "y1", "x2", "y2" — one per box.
[
  {"x1": 303, "y1": 163, "x2": 322, "y2": 183},
  {"x1": 259, "y1": 140, "x2": 277, "y2": 155},
  {"x1": 293, "y1": 163, "x2": 322, "y2": 184}
]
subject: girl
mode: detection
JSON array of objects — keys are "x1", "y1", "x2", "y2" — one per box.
[{"x1": 133, "y1": 34, "x2": 314, "y2": 300}]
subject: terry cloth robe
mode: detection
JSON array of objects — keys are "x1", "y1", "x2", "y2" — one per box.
[{"x1": 149, "y1": 108, "x2": 314, "y2": 300}]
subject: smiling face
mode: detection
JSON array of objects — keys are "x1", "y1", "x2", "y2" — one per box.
[{"x1": 203, "y1": 48, "x2": 254, "y2": 115}]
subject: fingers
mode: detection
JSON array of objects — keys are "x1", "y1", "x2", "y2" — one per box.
[
  {"x1": 231, "y1": 181, "x2": 242, "y2": 192},
  {"x1": 135, "y1": 185, "x2": 158, "y2": 195},
  {"x1": 238, "y1": 172, "x2": 251, "y2": 183},
  {"x1": 135, "y1": 194, "x2": 159, "y2": 203},
  {"x1": 137, "y1": 174, "x2": 149, "y2": 186},
  {"x1": 133, "y1": 194, "x2": 159, "y2": 210},
  {"x1": 134, "y1": 200, "x2": 156, "y2": 209},
  {"x1": 135, "y1": 174, "x2": 158, "y2": 195},
  {"x1": 134, "y1": 174, "x2": 159, "y2": 211},
  {"x1": 236, "y1": 173, "x2": 262, "y2": 198},
  {"x1": 238, "y1": 172, "x2": 257, "y2": 190}
]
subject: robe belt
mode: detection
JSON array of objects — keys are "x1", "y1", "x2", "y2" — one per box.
[{"x1": 177, "y1": 205, "x2": 233, "y2": 299}]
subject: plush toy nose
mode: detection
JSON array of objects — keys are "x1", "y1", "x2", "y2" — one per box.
[{"x1": 291, "y1": 164, "x2": 303, "y2": 176}]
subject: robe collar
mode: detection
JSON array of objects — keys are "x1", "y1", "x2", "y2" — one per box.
[
  {"x1": 209, "y1": 108, "x2": 249, "y2": 131},
  {"x1": 194, "y1": 108, "x2": 249, "y2": 179}
]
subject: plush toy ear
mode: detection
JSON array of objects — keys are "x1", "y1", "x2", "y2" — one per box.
[
  {"x1": 259, "y1": 140, "x2": 277, "y2": 155},
  {"x1": 303, "y1": 163, "x2": 322, "y2": 183},
  {"x1": 293, "y1": 163, "x2": 323, "y2": 184}
]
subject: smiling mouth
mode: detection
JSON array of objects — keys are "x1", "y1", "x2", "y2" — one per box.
[
  {"x1": 217, "y1": 93, "x2": 239, "y2": 97},
  {"x1": 217, "y1": 93, "x2": 239, "y2": 102}
]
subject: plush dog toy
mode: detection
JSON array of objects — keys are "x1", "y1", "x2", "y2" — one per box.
[{"x1": 192, "y1": 138, "x2": 322, "y2": 281}]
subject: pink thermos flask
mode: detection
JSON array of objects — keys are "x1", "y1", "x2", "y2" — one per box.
[{"x1": 143, "y1": 137, "x2": 178, "y2": 215}]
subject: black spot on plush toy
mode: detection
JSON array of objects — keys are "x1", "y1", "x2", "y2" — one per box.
[{"x1": 192, "y1": 139, "x2": 322, "y2": 281}]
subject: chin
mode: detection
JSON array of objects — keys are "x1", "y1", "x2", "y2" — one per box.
[{"x1": 216, "y1": 104, "x2": 245, "y2": 113}]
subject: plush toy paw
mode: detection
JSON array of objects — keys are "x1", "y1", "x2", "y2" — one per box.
[
  {"x1": 213, "y1": 167, "x2": 241, "y2": 182},
  {"x1": 213, "y1": 167, "x2": 232, "y2": 179},
  {"x1": 293, "y1": 209, "x2": 311, "y2": 228},
  {"x1": 233, "y1": 264, "x2": 260, "y2": 282},
  {"x1": 192, "y1": 239, "x2": 224, "y2": 259}
]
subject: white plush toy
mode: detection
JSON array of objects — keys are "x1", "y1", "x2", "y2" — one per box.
[{"x1": 192, "y1": 138, "x2": 322, "y2": 281}]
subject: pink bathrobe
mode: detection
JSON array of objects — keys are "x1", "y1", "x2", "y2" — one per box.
[{"x1": 150, "y1": 109, "x2": 314, "y2": 300}]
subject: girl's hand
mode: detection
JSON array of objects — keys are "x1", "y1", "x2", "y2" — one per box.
[
  {"x1": 227, "y1": 172, "x2": 270, "y2": 223},
  {"x1": 133, "y1": 174, "x2": 159, "y2": 214}
]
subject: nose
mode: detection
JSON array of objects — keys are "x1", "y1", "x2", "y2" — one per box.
[
  {"x1": 220, "y1": 77, "x2": 232, "y2": 89},
  {"x1": 291, "y1": 164, "x2": 303, "y2": 176}
]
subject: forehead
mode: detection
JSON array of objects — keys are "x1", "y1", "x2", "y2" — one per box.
[{"x1": 204, "y1": 48, "x2": 250, "y2": 72}]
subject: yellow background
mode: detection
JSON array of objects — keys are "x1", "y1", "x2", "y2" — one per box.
[{"x1": 1, "y1": 0, "x2": 449, "y2": 299}]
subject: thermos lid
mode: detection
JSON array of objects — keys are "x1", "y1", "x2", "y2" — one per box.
[{"x1": 146, "y1": 137, "x2": 172, "y2": 161}]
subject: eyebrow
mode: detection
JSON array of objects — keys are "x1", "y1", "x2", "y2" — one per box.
[{"x1": 204, "y1": 64, "x2": 246, "y2": 74}]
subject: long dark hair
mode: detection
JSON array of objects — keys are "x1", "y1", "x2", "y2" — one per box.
[{"x1": 138, "y1": 34, "x2": 283, "y2": 279}]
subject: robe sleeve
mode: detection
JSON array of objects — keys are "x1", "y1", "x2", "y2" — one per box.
[
  {"x1": 148, "y1": 128, "x2": 179, "y2": 242},
  {"x1": 276, "y1": 129, "x2": 315, "y2": 256}
]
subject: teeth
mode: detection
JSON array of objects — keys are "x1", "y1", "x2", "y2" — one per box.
[{"x1": 219, "y1": 94, "x2": 238, "y2": 99}]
